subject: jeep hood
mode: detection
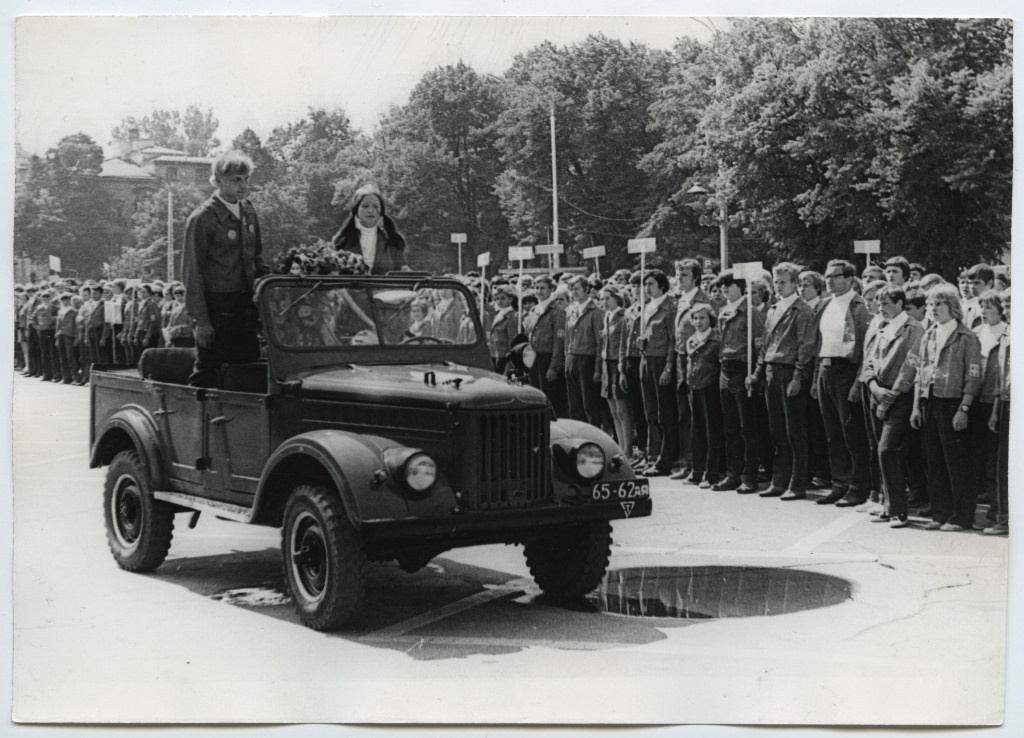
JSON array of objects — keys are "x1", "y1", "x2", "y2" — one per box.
[{"x1": 294, "y1": 363, "x2": 550, "y2": 411}]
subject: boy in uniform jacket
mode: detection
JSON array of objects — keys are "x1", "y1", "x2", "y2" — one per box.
[
  {"x1": 639, "y1": 270, "x2": 678, "y2": 475},
  {"x1": 526, "y1": 275, "x2": 568, "y2": 417},
  {"x1": 564, "y1": 276, "x2": 604, "y2": 426},
  {"x1": 748, "y1": 262, "x2": 814, "y2": 499},
  {"x1": 672, "y1": 258, "x2": 711, "y2": 479},
  {"x1": 686, "y1": 303, "x2": 724, "y2": 488}
]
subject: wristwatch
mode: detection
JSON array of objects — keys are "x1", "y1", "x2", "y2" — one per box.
[{"x1": 960, "y1": 404, "x2": 971, "y2": 413}]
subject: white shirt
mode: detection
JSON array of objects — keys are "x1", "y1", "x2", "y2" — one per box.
[
  {"x1": 215, "y1": 195, "x2": 241, "y2": 220},
  {"x1": 676, "y1": 286, "x2": 699, "y2": 312},
  {"x1": 818, "y1": 289, "x2": 856, "y2": 357},
  {"x1": 770, "y1": 292, "x2": 799, "y2": 322},
  {"x1": 356, "y1": 221, "x2": 379, "y2": 268},
  {"x1": 643, "y1": 293, "x2": 667, "y2": 325},
  {"x1": 975, "y1": 321, "x2": 1006, "y2": 359},
  {"x1": 933, "y1": 318, "x2": 957, "y2": 355}
]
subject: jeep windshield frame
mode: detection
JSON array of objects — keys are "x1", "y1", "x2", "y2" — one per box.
[{"x1": 255, "y1": 274, "x2": 492, "y2": 382}]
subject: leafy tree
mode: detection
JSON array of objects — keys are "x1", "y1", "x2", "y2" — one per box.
[
  {"x1": 13, "y1": 133, "x2": 124, "y2": 278},
  {"x1": 111, "y1": 105, "x2": 221, "y2": 155},
  {"x1": 495, "y1": 35, "x2": 671, "y2": 272},
  {"x1": 129, "y1": 180, "x2": 210, "y2": 280}
]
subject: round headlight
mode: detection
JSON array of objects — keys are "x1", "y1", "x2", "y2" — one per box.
[
  {"x1": 574, "y1": 442, "x2": 606, "y2": 480},
  {"x1": 404, "y1": 453, "x2": 437, "y2": 492},
  {"x1": 522, "y1": 344, "x2": 537, "y2": 369}
]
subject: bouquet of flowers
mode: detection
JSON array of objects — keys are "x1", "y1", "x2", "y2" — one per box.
[{"x1": 273, "y1": 239, "x2": 369, "y2": 276}]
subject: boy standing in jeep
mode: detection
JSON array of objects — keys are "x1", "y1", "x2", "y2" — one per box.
[{"x1": 181, "y1": 151, "x2": 269, "y2": 388}]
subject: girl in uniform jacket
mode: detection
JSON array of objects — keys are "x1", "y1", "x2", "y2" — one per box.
[
  {"x1": 599, "y1": 285, "x2": 632, "y2": 458},
  {"x1": 489, "y1": 286, "x2": 519, "y2": 374},
  {"x1": 908, "y1": 283, "x2": 984, "y2": 531},
  {"x1": 331, "y1": 184, "x2": 409, "y2": 275},
  {"x1": 687, "y1": 303, "x2": 724, "y2": 488}
]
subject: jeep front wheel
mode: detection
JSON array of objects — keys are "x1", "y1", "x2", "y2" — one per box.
[
  {"x1": 103, "y1": 450, "x2": 175, "y2": 572},
  {"x1": 523, "y1": 520, "x2": 612, "y2": 601},
  {"x1": 282, "y1": 484, "x2": 366, "y2": 631}
]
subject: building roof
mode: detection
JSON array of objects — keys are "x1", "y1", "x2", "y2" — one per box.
[
  {"x1": 141, "y1": 146, "x2": 187, "y2": 156},
  {"x1": 153, "y1": 155, "x2": 215, "y2": 165},
  {"x1": 99, "y1": 158, "x2": 155, "y2": 180}
]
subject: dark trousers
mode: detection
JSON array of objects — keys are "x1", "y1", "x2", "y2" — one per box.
[
  {"x1": 675, "y1": 354, "x2": 693, "y2": 469},
  {"x1": 640, "y1": 355, "x2": 678, "y2": 472},
  {"x1": 765, "y1": 363, "x2": 808, "y2": 492},
  {"x1": 622, "y1": 357, "x2": 648, "y2": 455},
  {"x1": 38, "y1": 329, "x2": 56, "y2": 380},
  {"x1": 720, "y1": 361, "x2": 759, "y2": 483},
  {"x1": 26, "y1": 325, "x2": 41, "y2": 376},
  {"x1": 816, "y1": 359, "x2": 870, "y2": 496},
  {"x1": 189, "y1": 292, "x2": 260, "y2": 388},
  {"x1": 755, "y1": 388, "x2": 773, "y2": 478},
  {"x1": 566, "y1": 353, "x2": 602, "y2": 426},
  {"x1": 994, "y1": 401, "x2": 1009, "y2": 526},
  {"x1": 88, "y1": 326, "x2": 107, "y2": 368},
  {"x1": 56, "y1": 334, "x2": 79, "y2": 382},
  {"x1": 967, "y1": 401, "x2": 998, "y2": 505},
  {"x1": 922, "y1": 396, "x2": 975, "y2": 528},
  {"x1": 860, "y1": 383, "x2": 883, "y2": 497},
  {"x1": 690, "y1": 383, "x2": 723, "y2": 482},
  {"x1": 530, "y1": 351, "x2": 568, "y2": 418},
  {"x1": 904, "y1": 425, "x2": 929, "y2": 505},
  {"x1": 874, "y1": 392, "x2": 913, "y2": 518},
  {"x1": 110, "y1": 324, "x2": 125, "y2": 363}
]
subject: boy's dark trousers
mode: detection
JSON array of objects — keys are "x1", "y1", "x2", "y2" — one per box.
[{"x1": 188, "y1": 292, "x2": 260, "y2": 388}]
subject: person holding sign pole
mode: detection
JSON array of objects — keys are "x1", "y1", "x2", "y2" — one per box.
[
  {"x1": 639, "y1": 269, "x2": 678, "y2": 477},
  {"x1": 564, "y1": 275, "x2": 604, "y2": 426},
  {"x1": 811, "y1": 259, "x2": 872, "y2": 507},
  {"x1": 713, "y1": 270, "x2": 765, "y2": 493},
  {"x1": 672, "y1": 258, "x2": 711, "y2": 481}
]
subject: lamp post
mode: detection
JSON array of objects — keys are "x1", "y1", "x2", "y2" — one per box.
[{"x1": 687, "y1": 183, "x2": 729, "y2": 270}]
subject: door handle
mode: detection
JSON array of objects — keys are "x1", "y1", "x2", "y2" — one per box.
[
  {"x1": 153, "y1": 409, "x2": 177, "y2": 417},
  {"x1": 210, "y1": 416, "x2": 233, "y2": 426}
]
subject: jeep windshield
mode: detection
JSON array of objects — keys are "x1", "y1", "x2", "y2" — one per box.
[{"x1": 258, "y1": 276, "x2": 491, "y2": 380}]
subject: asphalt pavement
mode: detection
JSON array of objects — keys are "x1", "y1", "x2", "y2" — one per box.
[{"x1": 9, "y1": 372, "x2": 1018, "y2": 729}]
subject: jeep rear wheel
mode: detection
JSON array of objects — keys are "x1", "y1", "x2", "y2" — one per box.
[
  {"x1": 523, "y1": 520, "x2": 612, "y2": 601},
  {"x1": 282, "y1": 484, "x2": 366, "y2": 631},
  {"x1": 103, "y1": 450, "x2": 175, "y2": 572}
]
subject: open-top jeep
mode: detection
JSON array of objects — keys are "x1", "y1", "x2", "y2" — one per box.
[{"x1": 90, "y1": 274, "x2": 651, "y2": 630}]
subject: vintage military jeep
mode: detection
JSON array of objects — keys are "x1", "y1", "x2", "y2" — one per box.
[{"x1": 90, "y1": 274, "x2": 651, "y2": 630}]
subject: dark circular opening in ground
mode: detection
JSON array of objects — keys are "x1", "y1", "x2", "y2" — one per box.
[{"x1": 589, "y1": 565, "x2": 852, "y2": 619}]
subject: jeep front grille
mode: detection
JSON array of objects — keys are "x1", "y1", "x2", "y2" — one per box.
[{"x1": 458, "y1": 409, "x2": 551, "y2": 510}]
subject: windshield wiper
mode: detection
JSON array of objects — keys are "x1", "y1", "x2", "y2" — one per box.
[{"x1": 276, "y1": 281, "x2": 323, "y2": 317}]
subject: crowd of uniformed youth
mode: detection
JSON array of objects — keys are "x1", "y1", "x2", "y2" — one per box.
[
  {"x1": 13, "y1": 254, "x2": 1011, "y2": 536},
  {"x1": 474, "y1": 257, "x2": 1010, "y2": 535},
  {"x1": 15, "y1": 276, "x2": 195, "y2": 386}
]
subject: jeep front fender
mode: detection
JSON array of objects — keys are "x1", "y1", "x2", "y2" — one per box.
[{"x1": 254, "y1": 430, "x2": 454, "y2": 529}]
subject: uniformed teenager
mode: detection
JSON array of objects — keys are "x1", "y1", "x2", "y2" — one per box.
[
  {"x1": 524, "y1": 274, "x2": 567, "y2": 417},
  {"x1": 489, "y1": 285, "x2": 519, "y2": 374},
  {"x1": 564, "y1": 275, "x2": 604, "y2": 426},
  {"x1": 861, "y1": 284, "x2": 925, "y2": 527},
  {"x1": 181, "y1": 150, "x2": 270, "y2": 388},
  {"x1": 971, "y1": 289, "x2": 1007, "y2": 517},
  {"x1": 671, "y1": 258, "x2": 711, "y2": 480},
  {"x1": 713, "y1": 270, "x2": 765, "y2": 492},
  {"x1": 909, "y1": 283, "x2": 984, "y2": 531},
  {"x1": 618, "y1": 273, "x2": 649, "y2": 467},
  {"x1": 598, "y1": 284, "x2": 632, "y2": 457},
  {"x1": 747, "y1": 262, "x2": 814, "y2": 499},
  {"x1": 983, "y1": 289, "x2": 1010, "y2": 536},
  {"x1": 686, "y1": 303, "x2": 724, "y2": 488},
  {"x1": 639, "y1": 269, "x2": 678, "y2": 476}
]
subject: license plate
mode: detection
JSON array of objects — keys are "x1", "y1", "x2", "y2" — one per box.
[{"x1": 591, "y1": 479, "x2": 650, "y2": 501}]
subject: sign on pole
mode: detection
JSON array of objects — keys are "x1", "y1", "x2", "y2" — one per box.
[
  {"x1": 476, "y1": 252, "x2": 491, "y2": 268},
  {"x1": 535, "y1": 243, "x2": 564, "y2": 256},
  {"x1": 854, "y1": 239, "x2": 881, "y2": 268},
  {"x1": 509, "y1": 246, "x2": 534, "y2": 326},
  {"x1": 627, "y1": 238, "x2": 657, "y2": 321},
  {"x1": 732, "y1": 260, "x2": 763, "y2": 396},
  {"x1": 48, "y1": 255, "x2": 61, "y2": 274},
  {"x1": 583, "y1": 245, "x2": 606, "y2": 278},
  {"x1": 451, "y1": 233, "x2": 468, "y2": 275}
]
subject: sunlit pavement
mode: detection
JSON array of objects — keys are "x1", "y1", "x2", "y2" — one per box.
[{"x1": 11, "y1": 373, "x2": 1012, "y2": 726}]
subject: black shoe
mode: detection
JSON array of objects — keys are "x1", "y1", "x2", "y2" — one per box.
[
  {"x1": 835, "y1": 493, "x2": 868, "y2": 508},
  {"x1": 759, "y1": 486, "x2": 786, "y2": 498},
  {"x1": 816, "y1": 489, "x2": 846, "y2": 505},
  {"x1": 682, "y1": 471, "x2": 701, "y2": 484},
  {"x1": 711, "y1": 477, "x2": 741, "y2": 491},
  {"x1": 737, "y1": 482, "x2": 759, "y2": 494},
  {"x1": 781, "y1": 490, "x2": 807, "y2": 501}
]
